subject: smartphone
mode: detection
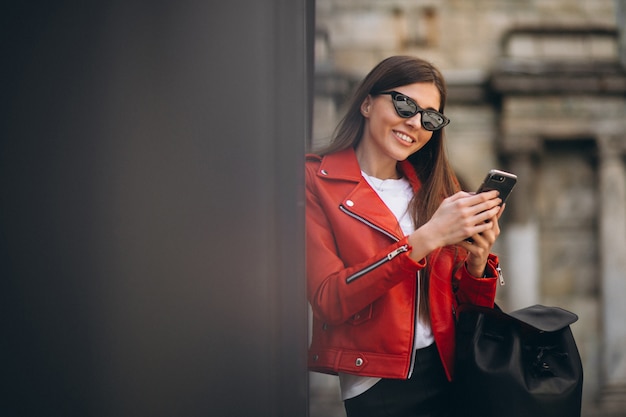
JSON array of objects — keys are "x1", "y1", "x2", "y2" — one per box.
[{"x1": 476, "y1": 169, "x2": 517, "y2": 205}]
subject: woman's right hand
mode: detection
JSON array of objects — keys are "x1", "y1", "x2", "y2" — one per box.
[{"x1": 406, "y1": 190, "x2": 501, "y2": 261}]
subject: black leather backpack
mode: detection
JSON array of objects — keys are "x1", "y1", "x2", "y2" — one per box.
[{"x1": 453, "y1": 304, "x2": 583, "y2": 417}]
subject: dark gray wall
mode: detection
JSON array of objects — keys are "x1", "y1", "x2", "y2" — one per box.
[{"x1": 1, "y1": 2, "x2": 311, "y2": 416}]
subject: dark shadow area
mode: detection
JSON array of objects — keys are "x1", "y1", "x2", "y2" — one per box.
[{"x1": 1, "y1": 2, "x2": 311, "y2": 416}]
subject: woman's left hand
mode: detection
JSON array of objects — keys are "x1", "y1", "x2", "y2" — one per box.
[{"x1": 459, "y1": 204, "x2": 506, "y2": 277}]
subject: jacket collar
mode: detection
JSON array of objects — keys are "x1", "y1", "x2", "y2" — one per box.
[
  {"x1": 318, "y1": 147, "x2": 421, "y2": 192},
  {"x1": 317, "y1": 147, "x2": 363, "y2": 182}
]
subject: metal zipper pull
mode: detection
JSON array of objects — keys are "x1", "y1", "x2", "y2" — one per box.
[
  {"x1": 387, "y1": 244, "x2": 409, "y2": 260},
  {"x1": 497, "y1": 264, "x2": 505, "y2": 286}
]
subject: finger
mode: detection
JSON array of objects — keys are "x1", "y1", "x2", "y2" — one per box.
[
  {"x1": 483, "y1": 207, "x2": 504, "y2": 231},
  {"x1": 478, "y1": 220, "x2": 501, "y2": 248},
  {"x1": 460, "y1": 238, "x2": 488, "y2": 259},
  {"x1": 477, "y1": 228, "x2": 497, "y2": 247},
  {"x1": 472, "y1": 220, "x2": 499, "y2": 244},
  {"x1": 471, "y1": 189, "x2": 499, "y2": 204},
  {"x1": 496, "y1": 203, "x2": 506, "y2": 219},
  {"x1": 463, "y1": 226, "x2": 490, "y2": 244},
  {"x1": 458, "y1": 239, "x2": 478, "y2": 252},
  {"x1": 468, "y1": 196, "x2": 502, "y2": 216},
  {"x1": 476, "y1": 205, "x2": 502, "y2": 223},
  {"x1": 446, "y1": 191, "x2": 472, "y2": 202}
]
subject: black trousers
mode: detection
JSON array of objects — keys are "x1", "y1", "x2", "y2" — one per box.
[{"x1": 343, "y1": 344, "x2": 453, "y2": 417}]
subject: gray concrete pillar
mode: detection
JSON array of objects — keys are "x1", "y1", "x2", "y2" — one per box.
[
  {"x1": 502, "y1": 145, "x2": 541, "y2": 311},
  {"x1": 597, "y1": 134, "x2": 626, "y2": 412},
  {"x1": 616, "y1": 0, "x2": 626, "y2": 69}
]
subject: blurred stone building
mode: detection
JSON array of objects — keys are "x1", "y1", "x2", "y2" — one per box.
[{"x1": 309, "y1": 1, "x2": 626, "y2": 416}]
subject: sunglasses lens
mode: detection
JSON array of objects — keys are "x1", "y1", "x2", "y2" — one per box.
[
  {"x1": 393, "y1": 96, "x2": 418, "y2": 118},
  {"x1": 386, "y1": 92, "x2": 449, "y2": 131},
  {"x1": 422, "y1": 111, "x2": 447, "y2": 131}
]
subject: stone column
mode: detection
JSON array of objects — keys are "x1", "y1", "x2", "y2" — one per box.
[
  {"x1": 616, "y1": 0, "x2": 626, "y2": 69},
  {"x1": 501, "y1": 137, "x2": 541, "y2": 311},
  {"x1": 597, "y1": 134, "x2": 626, "y2": 412}
]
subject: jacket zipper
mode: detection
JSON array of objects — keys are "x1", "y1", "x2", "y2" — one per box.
[
  {"x1": 339, "y1": 205, "x2": 399, "y2": 242},
  {"x1": 407, "y1": 270, "x2": 420, "y2": 378},
  {"x1": 339, "y1": 204, "x2": 406, "y2": 284},
  {"x1": 340, "y1": 203, "x2": 417, "y2": 377},
  {"x1": 345, "y1": 245, "x2": 409, "y2": 283}
]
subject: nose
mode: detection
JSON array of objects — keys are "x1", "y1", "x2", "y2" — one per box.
[{"x1": 405, "y1": 111, "x2": 422, "y2": 129}]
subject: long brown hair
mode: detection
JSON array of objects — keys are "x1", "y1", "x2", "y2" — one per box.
[{"x1": 316, "y1": 56, "x2": 462, "y2": 316}]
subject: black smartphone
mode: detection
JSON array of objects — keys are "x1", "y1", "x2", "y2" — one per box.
[{"x1": 476, "y1": 169, "x2": 517, "y2": 205}]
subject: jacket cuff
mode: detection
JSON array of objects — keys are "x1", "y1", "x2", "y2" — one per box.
[
  {"x1": 397, "y1": 237, "x2": 427, "y2": 271},
  {"x1": 464, "y1": 253, "x2": 499, "y2": 279},
  {"x1": 482, "y1": 254, "x2": 500, "y2": 278}
]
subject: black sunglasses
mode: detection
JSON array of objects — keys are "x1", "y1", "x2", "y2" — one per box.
[{"x1": 373, "y1": 91, "x2": 450, "y2": 131}]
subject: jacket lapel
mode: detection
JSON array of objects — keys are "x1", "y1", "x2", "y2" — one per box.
[{"x1": 319, "y1": 148, "x2": 405, "y2": 241}]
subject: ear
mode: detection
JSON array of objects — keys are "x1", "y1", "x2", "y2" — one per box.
[{"x1": 360, "y1": 96, "x2": 372, "y2": 118}]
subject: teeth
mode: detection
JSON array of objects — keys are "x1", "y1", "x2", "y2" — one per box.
[{"x1": 395, "y1": 131, "x2": 414, "y2": 143}]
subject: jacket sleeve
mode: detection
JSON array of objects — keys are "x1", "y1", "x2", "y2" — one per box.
[
  {"x1": 305, "y1": 163, "x2": 425, "y2": 325},
  {"x1": 452, "y1": 253, "x2": 499, "y2": 308}
]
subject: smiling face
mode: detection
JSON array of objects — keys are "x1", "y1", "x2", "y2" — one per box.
[{"x1": 355, "y1": 82, "x2": 442, "y2": 179}]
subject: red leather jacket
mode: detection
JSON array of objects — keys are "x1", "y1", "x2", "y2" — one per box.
[{"x1": 306, "y1": 148, "x2": 499, "y2": 381}]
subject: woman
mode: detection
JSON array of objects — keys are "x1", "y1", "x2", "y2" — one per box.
[{"x1": 306, "y1": 56, "x2": 504, "y2": 417}]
